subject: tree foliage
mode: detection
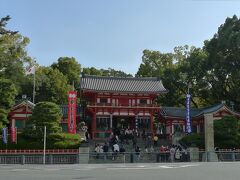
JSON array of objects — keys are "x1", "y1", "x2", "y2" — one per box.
[
  {"x1": 180, "y1": 133, "x2": 204, "y2": 148},
  {"x1": 25, "y1": 101, "x2": 62, "y2": 139},
  {"x1": 204, "y1": 15, "x2": 240, "y2": 110},
  {"x1": 0, "y1": 108, "x2": 8, "y2": 129},
  {"x1": 214, "y1": 116, "x2": 240, "y2": 148},
  {"x1": 83, "y1": 67, "x2": 132, "y2": 77},
  {"x1": 0, "y1": 78, "x2": 17, "y2": 109},
  {"x1": 181, "y1": 116, "x2": 240, "y2": 148},
  {"x1": 136, "y1": 47, "x2": 207, "y2": 107},
  {"x1": 0, "y1": 15, "x2": 18, "y2": 35},
  {"x1": 136, "y1": 15, "x2": 240, "y2": 110},
  {"x1": 34, "y1": 67, "x2": 71, "y2": 104},
  {"x1": 0, "y1": 15, "x2": 33, "y2": 108},
  {"x1": 0, "y1": 20, "x2": 32, "y2": 93},
  {"x1": 51, "y1": 57, "x2": 81, "y2": 88}
]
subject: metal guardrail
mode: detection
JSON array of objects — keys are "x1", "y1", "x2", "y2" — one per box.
[
  {"x1": 0, "y1": 154, "x2": 79, "y2": 164},
  {"x1": 0, "y1": 149, "x2": 79, "y2": 154},
  {"x1": 0, "y1": 151, "x2": 240, "y2": 164}
]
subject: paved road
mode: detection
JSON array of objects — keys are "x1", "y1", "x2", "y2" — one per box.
[{"x1": 0, "y1": 162, "x2": 239, "y2": 180}]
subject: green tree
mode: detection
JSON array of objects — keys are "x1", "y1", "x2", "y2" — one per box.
[
  {"x1": 0, "y1": 78, "x2": 17, "y2": 109},
  {"x1": 51, "y1": 57, "x2": 81, "y2": 88},
  {"x1": 100, "y1": 68, "x2": 132, "y2": 77},
  {"x1": 136, "y1": 49, "x2": 174, "y2": 77},
  {"x1": 0, "y1": 15, "x2": 33, "y2": 97},
  {"x1": 82, "y1": 67, "x2": 101, "y2": 76},
  {"x1": 0, "y1": 15, "x2": 18, "y2": 35},
  {"x1": 136, "y1": 49, "x2": 180, "y2": 106},
  {"x1": 136, "y1": 49, "x2": 190, "y2": 107},
  {"x1": 83, "y1": 67, "x2": 132, "y2": 77},
  {"x1": 136, "y1": 47, "x2": 209, "y2": 108},
  {"x1": 204, "y1": 15, "x2": 240, "y2": 110},
  {"x1": 32, "y1": 67, "x2": 71, "y2": 104},
  {"x1": 25, "y1": 101, "x2": 62, "y2": 139},
  {"x1": 176, "y1": 47, "x2": 209, "y2": 107},
  {"x1": 0, "y1": 34, "x2": 32, "y2": 92},
  {"x1": 214, "y1": 116, "x2": 240, "y2": 148},
  {"x1": 0, "y1": 108, "x2": 8, "y2": 129}
]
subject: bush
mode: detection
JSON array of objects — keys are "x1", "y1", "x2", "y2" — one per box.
[
  {"x1": 214, "y1": 116, "x2": 240, "y2": 148},
  {"x1": 48, "y1": 133, "x2": 81, "y2": 149},
  {"x1": 0, "y1": 132, "x2": 81, "y2": 150},
  {"x1": 48, "y1": 133, "x2": 80, "y2": 141},
  {"x1": 0, "y1": 133, "x2": 43, "y2": 149},
  {"x1": 180, "y1": 133, "x2": 204, "y2": 148}
]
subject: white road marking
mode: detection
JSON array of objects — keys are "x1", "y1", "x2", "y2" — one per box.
[
  {"x1": 11, "y1": 169, "x2": 29, "y2": 172},
  {"x1": 158, "y1": 165, "x2": 175, "y2": 169},
  {"x1": 179, "y1": 164, "x2": 200, "y2": 168},
  {"x1": 74, "y1": 168, "x2": 94, "y2": 171},
  {"x1": 43, "y1": 168, "x2": 61, "y2": 171},
  {"x1": 107, "y1": 164, "x2": 200, "y2": 170}
]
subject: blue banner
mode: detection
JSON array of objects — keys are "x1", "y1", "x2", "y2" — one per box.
[
  {"x1": 186, "y1": 94, "x2": 192, "y2": 133},
  {"x1": 2, "y1": 127, "x2": 8, "y2": 144}
]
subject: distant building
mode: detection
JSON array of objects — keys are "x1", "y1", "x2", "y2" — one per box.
[
  {"x1": 9, "y1": 100, "x2": 35, "y2": 129},
  {"x1": 8, "y1": 100, "x2": 82, "y2": 131},
  {"x1": 159, "y1": 104, "x2": 240, "y2": 141}
]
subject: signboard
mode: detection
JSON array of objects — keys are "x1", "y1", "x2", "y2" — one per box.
[
  {"x1": 11, "y1": 127, "x2": 17, "y2": 143},
  {"x1": 2, "y1": 127, "x2": 8, "y2": 144},
  {"x1": 68, "y1": 91, "x2": 77, "y2": 134},
  {"x1": 186, "y1": 94, "x2": 192, "y2": 133}
]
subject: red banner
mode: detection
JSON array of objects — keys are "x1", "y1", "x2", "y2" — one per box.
[
  {"x1": 68, "y1": 91, "x2": 77, "y2": 134},
  {"x1": 11, "y1": 127, "x2": 17, "y2": 143}
]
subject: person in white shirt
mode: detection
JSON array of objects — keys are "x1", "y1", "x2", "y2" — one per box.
[{"x1": 112, "y1": 143, "x2": 119, "y2": 160}]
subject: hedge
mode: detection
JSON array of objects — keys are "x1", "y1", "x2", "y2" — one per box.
[{"x1": 0, "y1": 132, "x2": 81, "y2": 150}]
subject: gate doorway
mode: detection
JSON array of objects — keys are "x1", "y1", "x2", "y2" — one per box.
[{"x1": 113, "y1": 116, "x2": 135, "y2": 130}]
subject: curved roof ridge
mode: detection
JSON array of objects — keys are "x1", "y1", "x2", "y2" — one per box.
[{"x1": 82, "y1": 74, "x2": 160, "y2": 81}]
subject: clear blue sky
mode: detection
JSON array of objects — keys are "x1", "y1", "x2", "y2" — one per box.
[{"x1": 1, "y1": 0, "x2": 240, "y2": 75}]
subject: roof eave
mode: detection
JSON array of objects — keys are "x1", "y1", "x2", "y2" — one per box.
[{"x1": 81, "y1": 88, "x2": 168, "y2": 94}]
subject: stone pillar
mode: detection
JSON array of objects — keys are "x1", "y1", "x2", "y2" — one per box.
[
  {"x1": 78, "y1": 147, "x2": 90, "y2": 164},
  {"x1": 204, "y1": 113, "x2": 214, "y2": 152},
  {"x1": 197, "y1": 125, "x2": 200, "y2": 133},
  {"x1": 202, "y1": 113, "x2": 218, "y2": 162}
]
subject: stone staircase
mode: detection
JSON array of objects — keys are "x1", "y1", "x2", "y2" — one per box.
[{"x1": 87, "y1": 137, "x2": 172, "y2": 163}]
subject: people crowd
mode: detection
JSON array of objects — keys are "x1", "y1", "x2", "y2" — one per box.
[{"x1": 93, "y1": 128, "x2": 190, "y2": 162}]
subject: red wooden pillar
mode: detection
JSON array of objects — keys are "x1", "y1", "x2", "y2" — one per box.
[{"x1": 92, "y1": 113, "x2": 96, "y2": 139}]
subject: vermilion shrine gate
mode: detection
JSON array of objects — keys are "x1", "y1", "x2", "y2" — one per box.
[{"x1": 80, "y1": 75, "x2": 167, "y2": 139}]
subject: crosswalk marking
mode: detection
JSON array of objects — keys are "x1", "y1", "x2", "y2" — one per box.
[{"x1": 107, "y1": 164, "x2": 199, "y2": 170}]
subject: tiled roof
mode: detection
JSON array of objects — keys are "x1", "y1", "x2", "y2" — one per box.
[
  {"x1": 160, "y1": 103, "x2": 239, "y2": 118},
  {"x1": 160, "y1": 107, "x2": 201, "y2": 118},
  {"x1": 80, "y1": 75, "x2": 167, "y2": 94},
  {"x1": 11, "y1": 100, "x2": 35, "y2": 110}
]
